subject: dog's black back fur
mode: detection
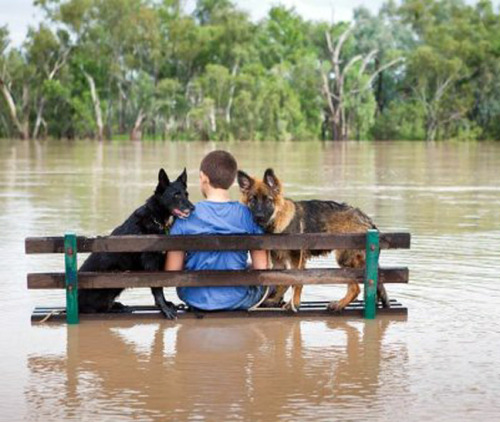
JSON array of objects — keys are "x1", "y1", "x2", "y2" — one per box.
[{"x1": 78, "y1": 168, "x2": 194, "y2": 319}]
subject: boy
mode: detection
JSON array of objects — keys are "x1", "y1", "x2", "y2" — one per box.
[{"x1": 165, "y1": 150, "x2": 268, "y2": 311}]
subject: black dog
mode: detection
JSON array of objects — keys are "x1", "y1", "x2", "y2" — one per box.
[{"x1": 78, "y1": 168, "x2": 194, "y2": 319}]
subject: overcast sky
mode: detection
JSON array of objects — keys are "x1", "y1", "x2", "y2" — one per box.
[{"x1": 1, "y1": 0, "x2": 499, "y2": 47}]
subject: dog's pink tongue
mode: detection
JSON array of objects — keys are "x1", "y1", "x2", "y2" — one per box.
[{"x1": 174, "y1": 209, "x2": 190, "y2": 219}]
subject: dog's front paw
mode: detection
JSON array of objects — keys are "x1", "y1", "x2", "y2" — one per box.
[
  {"x1": 378, "y1": 293, "x2": 391, "y2": 308},
  {"x1": 327, "y1": 300, "x2": 344, "y2": 313},
  {"x1": 159, "y1": 302, "x2": 177, "y2": 320},
  {"x1": 283, "y1": 300, "x2": 299, "y2": 313},
  {"x1": 260, "y1": 298, "x2": 285, "y2": 308},
  {"x1": 109, "y1": 302, "x2": 132, "y2": 313}
]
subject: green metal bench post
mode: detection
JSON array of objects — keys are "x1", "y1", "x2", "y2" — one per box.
[
  {"x1": 364, "y1": 229, "x2": 380, "y2": 319},
  {"x1": 64, "y1": 232, "x2": 79, "y2": 324}
]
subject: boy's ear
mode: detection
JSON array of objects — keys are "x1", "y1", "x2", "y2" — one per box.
[
  {"x1": 176, "y1": 168, "x2": 187, "y2": 186},
  {"x1": 156, "y1": 168, "x2": 170, "y2": 195},
  {"x1": 237, "y1": 170, "x2": 254, "y2": 193},
  {"x1": 263, "y1": 168, "x2": 281, "y2": 194}
]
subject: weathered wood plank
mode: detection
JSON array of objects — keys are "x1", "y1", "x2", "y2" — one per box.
[
  {"x1": 32, "y1": 299, "x2": 404, "y2": 312},
  {"x1": 27, "y1": 267, "x2": 409, "y2": 289},
  {"x1": 25, "y1": 232, "x2": 411, "y2": 254},
  {"x1": 31, "y1": 302, "x2": 408, "y2": 322}
]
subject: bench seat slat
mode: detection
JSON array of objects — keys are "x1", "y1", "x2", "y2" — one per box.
[{"x1": 27, "y1": 267, "x2": 408, "y2": 289}]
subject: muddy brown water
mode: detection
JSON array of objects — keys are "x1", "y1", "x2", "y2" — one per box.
[{"x1": 1, "y1": 140, "x2": 499, "y2": 421}]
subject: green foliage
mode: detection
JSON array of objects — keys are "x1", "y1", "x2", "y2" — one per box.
[
  {"x1": 2, "y1": 0, "x2": 500, "y2": 141},
  {"x1": 371, "y1": 100, "x2": 427, "y2": 140}
]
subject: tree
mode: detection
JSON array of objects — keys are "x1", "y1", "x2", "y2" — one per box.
[
  {"x1": 320, "y1": 24, "x2": 403, "y2": 140},
  {"x1": 1, "y1": 0, "x2": 500, "y2": 141}
]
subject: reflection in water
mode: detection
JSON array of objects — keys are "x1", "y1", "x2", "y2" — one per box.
[{"x1": 26, "y1": 317, "x2": 407, "y2": 421}]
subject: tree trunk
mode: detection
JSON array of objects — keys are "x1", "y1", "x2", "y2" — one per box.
[
  {"x1": 331, "y1": 117, "x2": 341, "y2": 141},
  {"x1": 105, "y1": 78, "x2": 113, "y2": 140},
  {"x1": 426, "y1": 116, "x2": 438, "y2": 141},
  {"x1": 117, "y1": 81, "x2": 127, "y2": 135},
  {"x1": 209, "y1": 105, "x2": 216, "y2": 134},
  {"x1": 0, "y1": 78, "x2": 30, "y2": 139},
  {"x1": 225, "y1": 62, "x2": 239, "y2": 124},
  {"x1": 322, "y1": 28, "x2": 402, "y2": 141},
  {"x1": 375, "y1": 57, "x2": 384, "y2": 115},
  {"x1": 32, "y1": 97, "x2": 46, "y2": 140},
  {"x1": 83, "y1": 71, "x2": 104, "y2": 141},
  {"x1": 130, "y1": 109, "x2": 146, "y2": 141},
  {"x1": 32, "y1": 49, "x2": 71, "y2": 140}
]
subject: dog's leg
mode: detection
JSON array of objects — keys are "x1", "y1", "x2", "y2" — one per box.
[
  {"x1": 261, "y1": 255, "x2": 288, "y2": 307},
  {"x1": 79, "y1": 288, "x2": 126, "y2": 313},
  {"x1": 283, "y1": 284, "x2": 303, "y2": 312},
  {"x1": 328, "y1": 281, "x2": 360, "y2": 313},
  {"x1": 262, "y1": 285, "x2": 288, "y2": 307},
  {"x1": 109, "y1": 301, "x2": 132, "y2": 313},
  {"x1": 292, "y1": 285, "x2": 303, "y2": 312},
  {"x1": 328, "y1": 249, "x2": 362, "y2": 312},
  {"x1": 377, "y1": 283, "x2": 390, "y2": 308},
  {"x1": 283, "y1": 253, "x2": 305, "y2": 313},
  {"x1": 151, "y1": 287, "x2": 177, "y2": 320},
  {"x1": 142, "y1": 252, "x2": 177, "y2": 320}
]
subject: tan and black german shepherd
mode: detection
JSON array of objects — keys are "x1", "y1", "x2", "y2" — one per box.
[{"x1": 237, "y1": 168, "x2": 390, "y2": 312}]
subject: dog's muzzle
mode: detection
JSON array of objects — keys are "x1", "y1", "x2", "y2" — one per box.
[
  {"x1": 172, "y1": 208, "x2": 192, "y2": 219},
  {"x1": 254, "y1": 215, "x2": 269, "y2": 226}
]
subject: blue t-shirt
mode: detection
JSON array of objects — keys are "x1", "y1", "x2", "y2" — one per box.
[{"x1": 170, "y1": 201, "x2": 263, "y2": 310}]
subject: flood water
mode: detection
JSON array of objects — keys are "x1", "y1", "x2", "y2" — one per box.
[{"x1": 1, "y1": 140, "x2": 499, "y2": 421}]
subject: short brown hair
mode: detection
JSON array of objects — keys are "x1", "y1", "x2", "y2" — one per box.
[{"x1": 200, "y1": 150, "x2": 237, "y2": 189}]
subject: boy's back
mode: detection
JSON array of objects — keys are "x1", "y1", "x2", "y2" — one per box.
[{"x1": 171, "y1": 201, "x2": 263, "y2": 310}]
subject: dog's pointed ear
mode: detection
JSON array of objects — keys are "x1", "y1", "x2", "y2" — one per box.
[
  {"x1": 237, "y1": 170, "x2": 254, "y2": 193},
  {"x1": 176, "y1": 168, "x2": 187, "y2": 186},
  {"x1": 263, "y1": 168, "x2": 281, "y2": 194},
  {"x1": 155, "y1": 168, "x2": 170, "y2": 195}
]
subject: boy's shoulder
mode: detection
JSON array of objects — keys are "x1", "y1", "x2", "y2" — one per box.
[
  {"x1": 171, "y1": 200, "x2": 261, "y2": 235},
  {"x1": 196, "y1": 200, "x2": 248, "y2": 211},
  {"x1": 197, "y1": 200, "x2": 253, "y2": 220}
]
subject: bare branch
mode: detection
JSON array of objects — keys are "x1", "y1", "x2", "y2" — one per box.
[
  {"x1": 48, "y1": 46, "x2": 72, "y2": 80},
  {"x1": 320, "y1": 68, "x2": 335, "y2": 116},
  {"x1": 435, "y1": 75, "x2": 455, "y2": 101},
  {"x1": 325, "y1": 31, "x2": 334, "y2": 55},
  {"x1": 441, "y1": 111, "x2": 462, "y2": 124},
  {"x1": 367, "y1": 57, "x2": 404, "y2": 86},
  {"x1": 350, "y1": 57, "x2": 404, "y2": 95},
  {"x1": 342, "y1": 55, "x2": 363, "y2": 78},
  {"x1": 330, "y1": 92, "x2": 340, "y2": 101},
  {"x1": 359, "y1": 49, "x2": 378, "y2": 75},
  {"x1": 333, "y1": 25, "x2": 354, "y2": 66}
]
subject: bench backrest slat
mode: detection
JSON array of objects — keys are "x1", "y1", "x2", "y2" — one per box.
[{"x1": 25, "y1": 232, "x2": 410, "y2": 254}]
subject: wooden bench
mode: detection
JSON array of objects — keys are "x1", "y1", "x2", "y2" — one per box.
[{"x1": 25, "y1": 230, "x2": 410, "y2": 324}]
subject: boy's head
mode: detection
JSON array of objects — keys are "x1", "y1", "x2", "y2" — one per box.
[{"x1": 199, "y1": 150, "x2": 237, "y2": 196}]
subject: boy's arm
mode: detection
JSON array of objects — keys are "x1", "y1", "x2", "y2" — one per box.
[
  {"x1": 250, "y1": 250, "x2": 268, "y2": 270},
  {"x1": 164, "y1": 251, "x2": 185, "y2": 271}
]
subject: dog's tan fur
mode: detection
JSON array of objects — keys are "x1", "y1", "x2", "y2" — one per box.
[{"x1": 238, "y1": 169, "x2": 389, "y2": 312}]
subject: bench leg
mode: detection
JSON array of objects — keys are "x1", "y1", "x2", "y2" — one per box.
[
  {"x1": 65, "y1": 232, "x2": 79, "y2": 324},
  {"x1": 364, "y1": 229, "x2": 380, "y2": 319}
]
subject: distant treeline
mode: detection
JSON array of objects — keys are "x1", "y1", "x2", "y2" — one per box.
[{"x1": 1, "y1": 0, "x2": 500, "y2": 141}]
